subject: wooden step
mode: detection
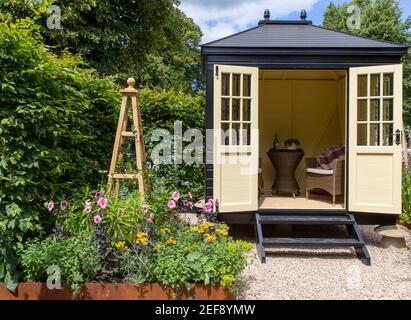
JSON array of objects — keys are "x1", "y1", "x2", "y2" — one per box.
[
  {"x1": 258, "y1": 214, "x2": 354, "y2": 225},
  {"x1": 263, "y1": 237, "x2": 363, "y2": 248}
]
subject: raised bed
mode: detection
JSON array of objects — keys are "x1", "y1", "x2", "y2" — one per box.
[{"x1": 0, "y1": 283, "x2": 235, "y2": 300}]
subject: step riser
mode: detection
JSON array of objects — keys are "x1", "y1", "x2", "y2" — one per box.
[
  {"x1": 263, "y1": 243, "x2": 364, "y2": 248},
  {"x1": 259, "y1": 221, "x2": 354, "y2": 225}
]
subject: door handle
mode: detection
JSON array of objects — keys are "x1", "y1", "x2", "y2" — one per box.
[{"x1": 395, "y1": 129, "x2": 401, "y2": 146}]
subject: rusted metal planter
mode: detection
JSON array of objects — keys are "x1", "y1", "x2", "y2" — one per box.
[{"x1": 0, "y1": 282, "x2": 235, "y2": 300}]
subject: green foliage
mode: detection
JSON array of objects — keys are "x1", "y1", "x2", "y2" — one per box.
[
  {"x1": 0, "y1": 0, "x2": 203, "y2": 92},
  {"x1": 19, "y1": 235, "x2": 101, "y2": 293},
  {"x1": 401, "y1": 169, "x2": 411, "y2": 223},
  {"x1": 154, "y1": 223, "x2": 251, "y2": 288},
  {"x1": 0, "y1": 20, "x2": 119, "y2": 287},
  {"x1": 139, "y1": 88, "x2": 205, "y2": 195},
  {"x1": 322, "y1": 0, "x2": 411, "y2": 126}
]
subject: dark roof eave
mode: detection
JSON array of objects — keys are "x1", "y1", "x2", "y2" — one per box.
[{"x1": 201, "y1": 46, "x2": 409, "y2": 57}]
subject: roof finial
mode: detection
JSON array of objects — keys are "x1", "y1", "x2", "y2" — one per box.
[
  {"x1": 264, "y1": 9, "x2": 270, "y2": 21},
  {"x1": 300, "y1": 9, "x2": 307, "y2": 21}
]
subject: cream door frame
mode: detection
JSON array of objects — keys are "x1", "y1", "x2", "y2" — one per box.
[
  {"x1": 348, "y1": 64, "x2": 402, "y2": 214},
  {"x1": 213, "y1": 65, "x2": 259, "y2": 212}
]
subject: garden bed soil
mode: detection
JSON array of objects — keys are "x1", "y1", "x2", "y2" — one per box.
[{"x1": 0, "y1": 283, "x2": 235, "y2": 300}]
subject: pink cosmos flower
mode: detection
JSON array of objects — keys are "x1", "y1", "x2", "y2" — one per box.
[
  {"x1": 142, "y1": 204, "x2": 149, "y2": 214},
  {"x1": 93, "y1": 215, "x2": 102, "y2": 224},
  {"x1": 203, "y1": 202, "x2": 213, "y2": 213},
  {"x1": 47, "y1": 201, "x2": 54, "y2": 212},
  {"x1": 84, "y1": 206, "x2": 92, "y2": 214},
  {"x1": 97, "y1": 197, "x2": 108, "y2": 209},
  {"x1": 183, "y1": 200, "x2": 189, "y2": 207},
  {"x1": 85, "y1": 199, "x2": 91, "y2": 206},
  {"x1": 172, "y1": 192, "x2": 181, "y2": 201},
  {"x1": 95, "y1": 191, "x2": 102, "y2": 198},
  {"x1": 148, "y1": 212, "x2": 154, "y2": 222},
  {"x1": 167, "y1": 200, "x2": 176, "y2": 209},
  {"x1": 60, "y1": 200, "x2": 68, "y2": 210},
  {"x1": 188, "y1": 201, "x2": 194, "y2": 209}
]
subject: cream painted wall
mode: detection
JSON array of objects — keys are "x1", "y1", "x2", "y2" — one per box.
[{"x1": 259, "y1": 76, "x2": 346, "y2": 193}]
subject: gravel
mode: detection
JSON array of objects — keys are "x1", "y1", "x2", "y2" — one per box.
[{"x1": 236, "y1": 225, "x2": 411, "y2": 300}]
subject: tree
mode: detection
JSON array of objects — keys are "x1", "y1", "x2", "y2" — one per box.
[
  {"x1": 322, "y1": 0, "x2": 411, "y2": 125},
  {"x1": 0, "y1": 0, "x2": 203, "y2": 92}
]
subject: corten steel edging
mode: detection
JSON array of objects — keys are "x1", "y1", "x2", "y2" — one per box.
[{"x1": 0, "y1": 283, "x2": 235, "y2": 300}]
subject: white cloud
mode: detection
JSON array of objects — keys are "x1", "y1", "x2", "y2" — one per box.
[{"x1": 181, "y1": 0, "x2": 320, "y2": 43}]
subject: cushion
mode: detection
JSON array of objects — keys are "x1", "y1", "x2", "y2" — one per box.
[
  {"x1": 306, "y1": 168, "x2": 334, "y2": 175},
  {"x1": 316, "y1": 144, "x2": 345, "y2": 170}
]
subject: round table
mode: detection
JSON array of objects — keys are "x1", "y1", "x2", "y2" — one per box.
[{"x1": 266, "y1": 148, "x2": 304, "y2": 198}]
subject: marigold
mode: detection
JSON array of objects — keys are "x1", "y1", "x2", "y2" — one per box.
[
  {"x1": 160, "y1": 227, "x2": 170, "y2": 234},
  {"x1": 204, "y1": 234, "x2": 217, "y2": 243},
  {"x1": 190, "y1": 226, "x2": 199, "y2": 232},
  {"x1": 113, "y1": 241, "x2": 128, "y2": 250},
  {"x1": 166, "y1": 239, "x2": 177, "y2": 245},
  {"x1": 136, "y1": 232, "x2": 149, "y2": 246}
]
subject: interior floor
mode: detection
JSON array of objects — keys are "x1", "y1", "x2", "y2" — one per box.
[{"x1": 259, "y1": 194, "x2": 344, "y2": 210}]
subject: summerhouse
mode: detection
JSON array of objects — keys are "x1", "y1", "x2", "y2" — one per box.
[{"x1": 201, "y1": 10, "x2": 409, "y2": 263}]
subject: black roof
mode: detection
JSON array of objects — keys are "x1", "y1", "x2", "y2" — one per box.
[{"x1": 202, "y1": 21, "x2": 407, "y2": 49}]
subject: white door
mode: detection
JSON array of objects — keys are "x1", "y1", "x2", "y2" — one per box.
[
  {"x1": 349, "y1": 64, "x2": 403, "y2": 214},
  {"x1": 213, "y1": 65, "x2": 259, "y2": 212}
]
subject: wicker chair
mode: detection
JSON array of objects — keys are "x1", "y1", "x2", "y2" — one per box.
[{"x1": 305, "y1": 158, "x2": 344, "y2": 205}]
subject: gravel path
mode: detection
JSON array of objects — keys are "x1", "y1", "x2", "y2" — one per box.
[{"x1": 236, "y1": 225, "x2": 411, "y2": 300}]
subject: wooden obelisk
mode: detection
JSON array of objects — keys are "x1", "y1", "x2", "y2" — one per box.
[{"x1": 107, "y1": 78, "x2": 148, "y2": 199}]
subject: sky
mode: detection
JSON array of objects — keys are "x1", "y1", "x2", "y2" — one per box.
[{"x1": 180, "y1": 0, "x2": 411, "y2": 44}]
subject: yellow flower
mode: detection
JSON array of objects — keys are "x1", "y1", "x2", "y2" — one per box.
[
  {"x1": 190, "y1": 226, "x2": 199, "y2": 232},
  {"x1": 204, "y1": 234, "x2": 217, "y2": 243},
  {"x1": 166, "y1": 239, "x2": 177, "y2": 245},
  {"x1": 201, "y1": 221, "x2": 214, "y2": 228},
  {"x1": 136, "y1": 232, "x2": 149, "y2": 246},
  {"x1": 160, "y1": 227, "x2": 170, "y2": 234},
  {"x1": 113, "y1": 241, "x2": 128, "y2": 250},
  {"x1": 154, "y1": 243, "x2": 162, "y2": 251}
]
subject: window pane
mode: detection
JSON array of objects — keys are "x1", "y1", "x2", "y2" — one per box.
[
  {"x1": 383, "y1": 73, "x2": 394, "y2": 96},
  {"x1": 357, "y1": 100, "x2": 367, "y2": 121},
  {"x1": 370, "y1": 124, "x2": 380, "y2": 146},
  {"x1": 357, "y1": 124, "x2": 367, "y2": 146},
  {"x1": 232, "y1": 99, "x2": 240, "y2": 121},
  {"x1": 222, "y1": 73, "x2": 230, "y2": 96},
  {"x1": 221, "y1": 123, "x2": 230, "y2": 145},
  {"x1": 232, "y1": 123, "x2": 240, "y2": 145},
  {"x1": 221, "y1": 98, "x2": 229, "y2": 121},
  {"x1": 232, "y1": 74, "x2": 240, "y2": 96},
  {"x1": 370, "y1": 74, "x2": 380, "y2": 97},
  {"x1": 243, "y1": 75, "x2": 251, "y2": 97},
  {"x1": 243, "y1": 99, "x2": 251, "y2": 121},
  {"x1": 358, "y1": 75, "x2": 367, "y2": 97},
  {"x1": 242, "y1": 123, "x2": 251, "y2": 145},
  {"x1": 370, "y1": 99, "x2": 380, "y2": 121},
  {"x1": 383, "y1": 99, "x2": 393, "y2": 121},
  {"x1": 383, "y1": 124, "x2": 393, "y2": 146}
]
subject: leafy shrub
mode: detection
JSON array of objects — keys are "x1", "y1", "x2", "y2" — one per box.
[
  {"x1": 139, "y1": 88, "x2": 205, "y2": 195},
  {"x1": 154, "y1": 222, "x2": 251, "y2": 288},
  {"x1": 0, "y1": 20, "x2": 120, "y2": 286},
  {"x1": 19, "y1": 235, "x2": 101, "y2": 293},
  {"x1": 401, "y1": 169, "x2": 411, "y2": 224}
]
